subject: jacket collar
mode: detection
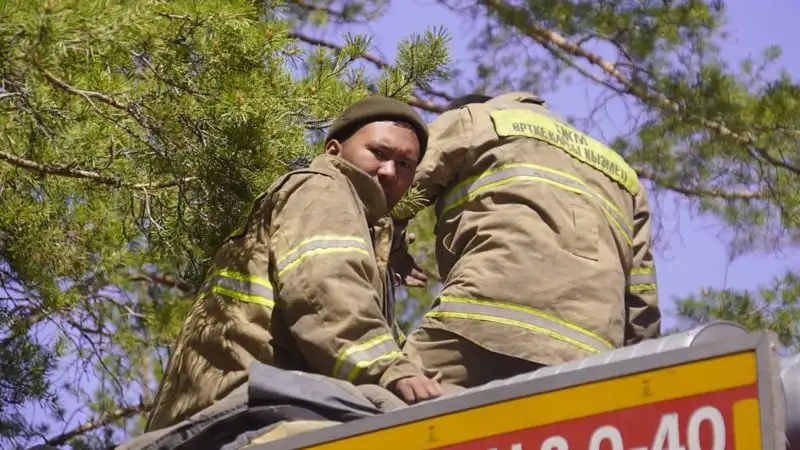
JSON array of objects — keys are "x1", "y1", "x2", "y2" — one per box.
[
  {"x1": 488, "y1": 91, "x2": 546, "y2": 107},
  {"x1": 310, "y1": 154, "x2": 388, "y2": 225}
]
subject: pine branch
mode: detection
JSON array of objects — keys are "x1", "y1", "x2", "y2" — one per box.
[
  {"x1": 37, "y1": 66, "x2": 187, "y2": 159},
  {"x1": 45, "y1": 402, "x2": 152, "y2": 446},
  {"x1": 288, "y1": 31, "x2": 447, "y2": 113},
  {"x1": 635, "y1": 166, "x2": 766, "y2": 200},
  {"x1": 480, "y1": 0, "x2": 800, "y2": 175},
  {"x1": 130, "y1": 271, "x2": 195, "y2": 294},
  {"x1": 289, "y1": 31, "x2": 454, "y2": 102},
  {"x1": 0, "y1": 150, "x2": 195, "y2": 190},
  {"x1": 289, "y1": 0, "x2": 375, "y2": 23},
  {"x1": 392, "y1": 184, "x2": 430, "y2": 220},
  {"x1": 291, "y1": 0, "x2": 349, "y2": 18},
  {"x1": 0, "y1": 92, "x2": 21, "y2": 101},
  {"x1": 291, "y1": 31, "x2": 388, "y2": 69},
  {"x1": 39, "y1": 67, "x2": 128, "y2": 110},
  {"x1": 407, "y1": 94, "x2": 445, "y2": 114}
]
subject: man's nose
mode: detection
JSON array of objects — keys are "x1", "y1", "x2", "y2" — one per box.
[{"x1": 377, "y1": 160, "x2": 396, "y2": 179}]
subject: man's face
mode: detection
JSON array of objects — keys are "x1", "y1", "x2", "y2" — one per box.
[{"x1": 325, "y1": 121, "x2": 421, "y2": 210}]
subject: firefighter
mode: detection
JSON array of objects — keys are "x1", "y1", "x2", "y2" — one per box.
[
  {"x1": 393, "y1": 92, "x2": 662, "y2": 388},
  {"x1": 145, "y1": 96, "x2": 444, "y2": 432}
]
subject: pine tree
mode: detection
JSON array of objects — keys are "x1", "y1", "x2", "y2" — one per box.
[
  {"x1": 6, "y1": 0, "x2": 799, "y2": 446},
  {"x1": 0, "y1": 0, "x2": 450, "y2": 448}
]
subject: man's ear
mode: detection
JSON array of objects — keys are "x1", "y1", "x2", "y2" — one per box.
[{"x1": 324, "y1": 139, "x2": 343, "y2": 156}]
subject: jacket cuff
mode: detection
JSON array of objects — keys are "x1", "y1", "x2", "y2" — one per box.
[{"x1": 378, "y1": 358, "x2": 426, "y2": 389}]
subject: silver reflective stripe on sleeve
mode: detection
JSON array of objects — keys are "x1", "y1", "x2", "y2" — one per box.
[
  {"x1": 200, "y1": 269, "x2": 275, "y2": 308},
  {"x1": 332, "y1": 333, "x2": 403, "y2": 382},
  {"x1": 629, "y1": 268, "x2": 657, "y2": 293},
  {"x1": 426, "y1": 296, "x2": 614, "y2": 354},
  {"x1": 436, "y1": 163, "x2": 633, "y2": 246},
  {"x1": 277, "y1": 235, "x2": 370, "y2": 277}
]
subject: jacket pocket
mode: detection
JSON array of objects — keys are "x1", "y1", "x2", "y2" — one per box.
[
  {"x1": 571, "y1": 198, "x2": 599, "y2": 261},
  {"x1": 436, "y1": 210, "x2": 461, "y2": 258},
  {"x1": 435, "y1": 232, "x2": 457, "y2": 266}
]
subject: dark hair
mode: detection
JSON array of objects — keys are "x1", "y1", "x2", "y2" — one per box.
[{"x1": 446, "y1": 94, "x2": 492, "y2": 111}]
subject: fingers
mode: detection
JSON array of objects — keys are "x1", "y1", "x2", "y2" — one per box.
[
  {"x1": 388, "y1": 236, "x2": 432, "y2": 288},
  {"x1": 412, "y1": 377, "x2": 444, "y2": 401},
  {"x1": 390, "y1": 255, "x2": 429, "y2": 288},
  {"x1": 393, "y1": 376, "x2": 444, "y2": 404},
  {"x1": 409, "y1": 380, "x2": 430, "y2": 402},
  {"x1": 403, "y1": 268, "x2": 428, "y2": 287},
  {"x1": 405, "y1": 263, "x2": 429, "y2": 287},
  {"x1": 393, "y1": 379, "x2": 416, "y2": 403},
  {"x1": 405, "y1": 277, "x2": 427, "y2": 288},
  {"x1": 427, "y1": 377, "x2": 445, "y2": 397},
  {"x1": 410, "y1": 267, "x2": 428, "y2": 282},
  {"x1": 404, "y1": 271, "x2": 428, "y2": 288}
]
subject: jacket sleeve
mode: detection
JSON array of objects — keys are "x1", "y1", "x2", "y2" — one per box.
[
  {"x1": 390, "y1": 108, "x2": 474, "y2": 259},
  {"x1": 624, "y1": 185, "x2": 662, "y2": 345},
  {"x1": 269, "y1": 172, "x2": 426, "y2": 388},
  {"x1": 411, "y1": 107, "x2": 474, "y2": 206}
]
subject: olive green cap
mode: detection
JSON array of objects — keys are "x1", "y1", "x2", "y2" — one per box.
[{"x1": 325, "y1": 96, "x2": 429, "y2": 159}]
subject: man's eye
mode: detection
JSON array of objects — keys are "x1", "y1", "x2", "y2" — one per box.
[{"x1": 399, "y1": 160, "x2": 413, "y2": 169}]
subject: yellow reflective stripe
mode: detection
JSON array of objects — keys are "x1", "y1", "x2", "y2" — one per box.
[
  {"x1": 490, "y1": 109, "x2": 640, "y2": 194},
  {"x1": 199, "y1": 269, "x2": 275, "y2": 308},
  {"x1": 629, "y1": 267, "x2": 657, "y2": 293},
  {"x1": 277, "y1": 235, "x2": 370, "y2": 277},
  {"x1": 215, "y1": 269, "x2": 272, "y2": 288},
  {"x1": 629, "y1": 283, "x2": 657, "y2": 294},
  {"x1": 332, "y1": 333, "x2": 402, "y2": 382},
  {"x1": 438, "y1": 163, "x2": 633, "y2": 246},
  {"x1": 427, "y1": 296, "x2": 614, "y2": 354},
  {"x1": 345, "y1": 352, "x2": 404, "y2": 382},
  {"x1": 202, "y1": 286, "x2": 275, "y2": 308}
]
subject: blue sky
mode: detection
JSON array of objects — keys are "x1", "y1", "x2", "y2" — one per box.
[{"x1": 24, "y1": 1, "x2": 800, "y2": 446}]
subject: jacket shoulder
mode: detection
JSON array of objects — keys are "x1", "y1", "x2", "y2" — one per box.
[
  {"x1": 225, "y1": 167, "x2": 346, "y2": 240},
  {"x1": 486, "y1": 106, "x2": 642, "y2": 195},
  {"x1": 269, "y1": 166, "x2": 350, "y2": 200}
]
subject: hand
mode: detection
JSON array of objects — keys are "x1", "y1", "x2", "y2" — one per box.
[
  {"x1": 389, "y1": 375, "x2": 444, "y2": 404},
  {"x1": 389, "y1": 232, "x2": 429, "y2": 288}
]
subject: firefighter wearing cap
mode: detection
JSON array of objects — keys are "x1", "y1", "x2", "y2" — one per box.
[
  {"x1": 145, "y1": 96, "x2": 443, "y2": 432},
  {"x1": 394, "y1": 92, "x2": 661, "y2": 388}
]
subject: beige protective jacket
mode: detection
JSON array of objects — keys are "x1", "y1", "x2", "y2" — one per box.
[
  {"x1": 404, "y1": 92, "x2": 661, "y2": 367},
  {"x1": 146, "y1": 154, "x2": 422, "y2": 431}
]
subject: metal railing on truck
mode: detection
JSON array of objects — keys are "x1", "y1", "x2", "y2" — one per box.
[{"x1": 252, "y1": 321, "x2": 800, "y2": 450}]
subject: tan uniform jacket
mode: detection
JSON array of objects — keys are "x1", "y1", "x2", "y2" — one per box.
[
  {"x1": 146, "y1": 155, "x2": 423, "y2": 431},
  {"x1": 405, "y1": 92, "x2": 661, "y2": 367}
]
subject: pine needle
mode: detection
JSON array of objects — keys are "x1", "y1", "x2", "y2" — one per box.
[{"x1": 391, "y1": 184, "x2": 429, "y2": 220}]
